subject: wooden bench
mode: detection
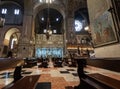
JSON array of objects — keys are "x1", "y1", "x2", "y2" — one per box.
[
  {"x1": 74, "y1": 57, "x2": 120, "y2": 89},
  {"x1": 81, "y1": 73, "x2": 120, "y2": 89},
  {"x1": 0, "y1": 58, "x2": 24, "y2": 81},
  {"x1": 87, "y1": 57, "x2": 120, "y2": 72},
  {"x1": 0, "y1": 58, "x2": 24, "y2": 71},
  {"x1": 2, "y1": 75, "x2": 40, "y2": 89}
]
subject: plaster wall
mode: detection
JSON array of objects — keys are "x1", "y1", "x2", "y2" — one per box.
[{"x1": 94, "y1": 44, "x2": 120, "y2": 58}]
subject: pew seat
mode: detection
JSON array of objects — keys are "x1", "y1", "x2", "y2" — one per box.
[
  {"x1": 3, "y1": 75, "x2": 40, "y2": 89},
  {"x1": 0, "y1": 58, "x2": 25, "y2": 81},
  {"x1": 81, "y1": 73, "x2": 120, "y2": 89},
  {"x1": 0, "y1": 58, "x2": 24, "y2": 71}
]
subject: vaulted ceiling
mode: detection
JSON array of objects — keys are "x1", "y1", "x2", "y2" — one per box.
[
  {"x1": 35, "y1": 8, "x2": 63, "y2": 34},
  {"x1": 0, "y1": 0, "x2": 89, "y2": 34},
  {"x1": 1, "y1": 0, "x2": 24, "y2": 8}
]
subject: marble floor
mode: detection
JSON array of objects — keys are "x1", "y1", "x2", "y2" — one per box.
[{"x1": 0, "y1": 65, "x2": 120, "y2": 89}]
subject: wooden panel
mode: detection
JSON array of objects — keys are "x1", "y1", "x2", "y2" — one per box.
[
  {"x1": 0, "y1": 58, "x2": 24, "y2": 71},
  {"x1": 87, "y1": 73, "x2": 120, "y2": 89},
  {"x1": 87, "y1": 58, "x2": 120, "y2": 72},
  {"x1": 4, "y1": 75, "x2": 40, "y2": 89}
]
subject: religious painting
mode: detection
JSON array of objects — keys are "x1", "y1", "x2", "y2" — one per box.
[{"x1": 92, "y1": 11, "x2": 118, "y2": 47}]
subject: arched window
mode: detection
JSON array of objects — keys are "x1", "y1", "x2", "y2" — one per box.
[{"x1": 11, "y1": 38, "x2": 17, "y2": 49}]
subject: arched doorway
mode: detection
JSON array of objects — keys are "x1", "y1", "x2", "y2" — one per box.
[{"x1": 3, "y1": 28, "x2": 21, "y2": 57}]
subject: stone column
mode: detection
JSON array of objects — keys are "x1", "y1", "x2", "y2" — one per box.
[
  {"x1": 17, "y1": 0, "x2": 34, "y2": 58},
  {"x1": 66, "y1": 0, "x2": 76, "y2": 45},
  {"x1": 62, "y1": 17, "x2": 67, "y2": 57},
  {"x1": 0, "y1": 28, "x2": 4, "y2": 57},
  {"x1": 0, "y1": 27, "x2": 7, "y2": 57}
]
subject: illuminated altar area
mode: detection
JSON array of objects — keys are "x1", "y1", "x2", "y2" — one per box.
[
  {"x1": 35, "y1": 34, "x2": 64, "y2": 58},
  {"x1": 35, "y1": 47, "x2": 63, "y2": 58}
]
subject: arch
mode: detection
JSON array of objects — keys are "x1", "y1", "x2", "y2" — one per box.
[
  {"x1": 34, "y1": 3, "x2": 65, "y2": 19},
  {"x1": 0, "y1": 1, "x2": 23, "y2": 9},
  {"x1": 33, "y1": 3, "x2": 66, "y2": 35},
  {"x1": 34, "y1": 3, "x2": 66, "y2": 35},
  {"x1": 3, "y1": 28, "x2": 21, "y2": 46},
  {"x1": 35, "y1": 8, "x2": 63, "y2": 34}
]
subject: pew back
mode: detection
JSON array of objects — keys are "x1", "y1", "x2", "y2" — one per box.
[{"x1": 0, "y1": 58, "x2": 24, "y2": 71}]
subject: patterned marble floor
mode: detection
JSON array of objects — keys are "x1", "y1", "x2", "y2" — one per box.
[{"x1": 0, "y1": 65, "x2": 120, "y2": 89}]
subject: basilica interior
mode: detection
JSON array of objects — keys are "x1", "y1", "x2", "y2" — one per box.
[{"x1": 0, "y1": 0, "x2": 120, "y2": 89}]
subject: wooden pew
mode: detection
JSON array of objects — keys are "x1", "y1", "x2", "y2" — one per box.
[
  {"x1": 80, "y1": 73, "x2": 120, "y2": 89},
  {"x1": 86, "y1": 57, "x2": 120, "y2": 72},
  {"x1": 2, "y1": 75, "x2": 40, "y2": 89},
  {"x1": 74, "y1": 57, "x2": 87, "y2": 79},
  {"x1": 0, "y1": 58, "x2": 40, "y2": 89},
  {"x1": 0, "y1": 58, "x2": 24, "y2": 81},
  {"x1": 74, "y1": 57, "x2": 120, "y2": 89},
  {"x1": 87, "y1": 73, "x2": 120, "y2": 89},
  {"x1": 0, "y1": 58, "x2": 24, "y2": 71}
]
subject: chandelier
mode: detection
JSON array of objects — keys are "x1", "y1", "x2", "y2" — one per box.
[
  {"x1": 45, "y1": 0, "x2": 53, "y2": 40},
  {"x1": 46, "y1": 17, "x2": 52, "y2": 40}
]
